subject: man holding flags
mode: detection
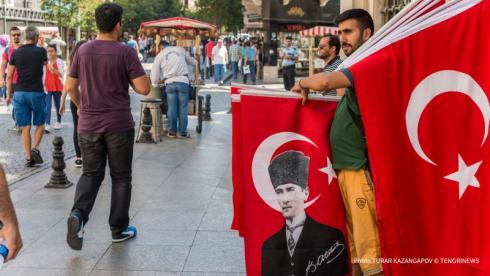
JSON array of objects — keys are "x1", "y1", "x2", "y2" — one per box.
[{"x1": 292, "y1": 9, "x2": 383, "y2": 276}]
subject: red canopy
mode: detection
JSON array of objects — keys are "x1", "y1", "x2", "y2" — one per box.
[
  {"x1": 299, "y1": 26, "x2": 338, "y2": 37},
  {"x1": 140, "y1": 17, "x2": 217, "y2": 31}
]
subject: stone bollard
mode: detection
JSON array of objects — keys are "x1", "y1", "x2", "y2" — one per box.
[
  {"x1": 196, "y1": 95, "x2": 204, "y2": 133},
  {"x1": 45, "y1": 136, "x2": 73, "y2": 189},
  {"x1": 203, "y1": 94, "x2": 212, "y2": 121},
  {"x1": 138, "y1": 107, "x2": 155, "y2": 143}
]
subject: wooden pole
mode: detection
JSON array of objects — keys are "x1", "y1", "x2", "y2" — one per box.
[{"x1": 308, "y1": 36, "x2": 314, "y2": 76}]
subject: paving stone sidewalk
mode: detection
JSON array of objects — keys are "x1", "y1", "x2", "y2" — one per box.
[
  {"x1": 0, "y1": 88, "x2": 231, "y2": 184},
  {"x1": 1, "y1": 91, "x2": 244, "y2": 275}
]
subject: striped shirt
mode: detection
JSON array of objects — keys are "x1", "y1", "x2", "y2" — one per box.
[{"x1": 322, "y1": 56, "x2": 342, "y2": 96}]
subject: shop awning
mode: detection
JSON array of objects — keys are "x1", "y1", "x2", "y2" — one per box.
[
  {"x1": 140, "y1": 17, "x2": 217, "y2": 31},
  {"x1": 17, "y1": 26, "x2": 59, "y2": 36},
  {"x1": 299, "y1": 26, "x2": 338, "y2": 37}
]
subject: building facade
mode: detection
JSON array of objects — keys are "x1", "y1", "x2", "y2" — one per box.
[
  {"x1": 0, "y1": 0, "x2": 53, "y2": 34},
  {"x1": 340, "y1": 0, "x2": 410, "y2": 31}
]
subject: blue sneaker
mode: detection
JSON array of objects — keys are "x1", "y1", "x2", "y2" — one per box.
[
  {"x1": 112, "y1": 225, "x2": 137, "y2": 243},
  {"x1": 67, "y1": 212, "x2": 84, "y2": 250}
]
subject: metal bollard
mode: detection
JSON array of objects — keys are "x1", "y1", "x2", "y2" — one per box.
[
  {"x1": 45, "y1": 136, "x2": 73, "y2": 189},
  {"x1": 203, "y1": 94, "x2": 212, "y2": 121},
  {"x1": 138, "y1": 107, "x2": 155, "y2": 143},
  {"x1": 196, "y1": 95, "x2": 204, "y2": 133}
]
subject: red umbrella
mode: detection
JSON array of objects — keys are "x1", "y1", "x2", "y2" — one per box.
[{"x1": 140, "y1": 17, "x2": 217, "y2": 31}]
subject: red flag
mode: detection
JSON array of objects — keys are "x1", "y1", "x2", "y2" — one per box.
[
  {"x1": 349, "y1": 1, "x2": 490, "y2": 275},
  {"x1": 236, "y1": 91, "x2": 349, "y2": 275},
  {"x1": 231, "y1": 86, "x2": 245, "y2": 235}
]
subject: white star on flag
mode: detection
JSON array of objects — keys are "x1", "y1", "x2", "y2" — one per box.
[
  {"x1": 319, "y1": 157, "x2": 337, "y2": 185},
  {"x1": 444, "y1": 154, "x2": 482, "y2": 199}
]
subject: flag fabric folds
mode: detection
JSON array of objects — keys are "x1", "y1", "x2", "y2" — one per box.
[{"x1": 344, "y1": 0, "x2": 490, "y2": 275}]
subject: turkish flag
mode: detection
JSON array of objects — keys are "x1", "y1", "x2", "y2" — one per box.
[
  {"x1": 349, "y1": 1, "x2": 490, "y2": 275},
  {"x1": 236, "y1": 90, "x2": 349, "y2": 275}
]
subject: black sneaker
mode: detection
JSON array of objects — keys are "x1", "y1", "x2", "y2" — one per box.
[
  {"x1": 178, "y1": 133, "x2": 191, "y2": 138},
  {"x1": 167, "y1": 132, "x2": 177, "y2": 138},
  {"x1": 74, "y1": 158, "x2": 83, "y2": 168},
  {"x1": 25, "y1": 159, "x2": 34, "y2": 167},
  {"x1": 112, "y1": 225, "x2": 137, "y2": 243},
  {"x1": 67, "y1": 212, "x2": 84, "y2": 250},
  {"x1": 30, "y1": 148, "x2": 43, "y2": 164}
]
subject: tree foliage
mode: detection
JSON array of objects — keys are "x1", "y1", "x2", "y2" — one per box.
[
  {"x1": 190, "y1": 0, "x2": 243, "y2": 32},
  {"x1": 113, "y1": 0, "x2": 182, "y2": 34},
  {"x1": 78, "y1": 0, "x2": 99, "y2": 33},
  {"x1": 42, "y1": 0, "x2": 79, "y2": 29}
]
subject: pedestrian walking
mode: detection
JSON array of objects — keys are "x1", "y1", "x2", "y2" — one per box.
[
  {"x1": 60, "y1": 40, "x2": 87, "y2": 168},
  {"x1": 49, "y1": 32, "x2": 66, "y2": 58},
  {"x1": 280, "y1": 36, "x2": 298, "y2": 91},
  {"x1": 212, "y1": 39, "x2": 228, "y2": 85},
  {"x1": 44, "y1": 44, "x2": 65, "y2": 131},
  {"x1": 229, "y1": 40, "x2": 241, "y2": 81},
  {"x1": 0, "y1": 27, "x2": 21, "y2": 130},
  {"x1": 0, "y1": 35, "x2": 8, "y2": 100},
  {"x1": 151, "y1": 40, "x2": 199, "y2": 138},
  {"x1": 64, "y1": 3, "x2": 150, "y2": 250},
  {"x1": 243, "y1": 41, "x2": 257, "y2": 85},
  {"x1": 6, "y1": 26, "x2": 48, "y2": 167},
  {"x1": 205, "y1": 38, "x2": 215, "y2": 79}
]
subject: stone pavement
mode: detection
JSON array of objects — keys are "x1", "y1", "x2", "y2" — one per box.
[
  {"x1": 1, "y1": 91, "x2": 245, "y2": 275},
  {"x1": 0, "y1": 87, "x2": 231, "y2": 184},
  {"x1": 0, "y1": 100, "x2": 77, "y2": 184}
]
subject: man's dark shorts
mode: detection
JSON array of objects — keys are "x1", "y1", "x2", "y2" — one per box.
[{"x1": 13, "y1": 91, "x2": 46, "y2": 127}]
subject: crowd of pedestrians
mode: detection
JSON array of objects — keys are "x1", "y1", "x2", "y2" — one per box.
[{"x1": 0, "y1": 3, "x2": 152, "y2": 263}]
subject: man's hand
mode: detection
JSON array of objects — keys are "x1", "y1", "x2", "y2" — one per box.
[
  {"x1": 5, "y1": 95, "x2": 12, "y2": 106},
  {"x1": 291, "y1": 82, "x2": 309, "y2": 105},
  {"x1": 0, "y1": 222, "x2": 22, "y2": 261},
  {"x1": 59, "y1": 101, "x2": 65, "y2": 115}
]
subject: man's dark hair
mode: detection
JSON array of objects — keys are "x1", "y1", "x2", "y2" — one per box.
[
  {"x1": 335, "y1": 9, "x2": 374, "y2": 34},
  {"x1": 10, "y1": 26, "x2": 20, "y2": 33},
  {"x1": 95, "y1": 3, "x2": 123, "y2": 33},
  {"x1": 285, "y1": 36, "x2": 292, "y2": 40},
  {"x1": 324, "y1": 34, "x2": 340, "y2": 55}
]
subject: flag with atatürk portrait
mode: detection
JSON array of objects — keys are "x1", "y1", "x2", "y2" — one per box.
[{"x1": 232, "y1": 88, "x2": 349, "y2": 275}]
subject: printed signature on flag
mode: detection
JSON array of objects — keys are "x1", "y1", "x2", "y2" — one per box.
[{"x1": 305, "y1": 240, "x2": 345, "y2": 275}]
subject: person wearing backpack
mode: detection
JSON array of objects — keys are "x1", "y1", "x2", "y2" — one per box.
[{"x1": 0, "y1": 27, "x2": 21, "y2": 131}]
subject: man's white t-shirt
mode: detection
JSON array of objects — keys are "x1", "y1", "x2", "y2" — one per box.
[{"x1": 212, "y1": 45, "x2": 228, "y2": 65}]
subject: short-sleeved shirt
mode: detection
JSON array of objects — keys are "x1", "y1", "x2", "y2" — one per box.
[
  {"x1": 69, "y1": 40, "x2": 146, "y2": 134},
  {"x1": 10, "y1": 44, "x2": 47, "y2": 92},
  {"x1": 244, "y1": 47, "x2": 257, "y2": 62},
  {"x1": 322, "y1": 56, "x2": 342, "y2": 96},
  {"x1": 205, "y1": 41, "x2": 214, "y2": 57},
  {"x1": 127, "y1": 39, "x2": 137, "y2": 49},
  {"x1": 2, "y1": 46, "x2": 19, "y2": 83},
  {"x1": 329, "y1": 68, "x2": 367, "y2": 170},
  {"x1": 212, "y1": 46, "x2": 228, "y2": 65},
  {"x1": 281, "y1": 46, "x2": 298, "y2": 67},
  {"x1": 229, "y1": 45, "x2": 241, "y2": 62}
]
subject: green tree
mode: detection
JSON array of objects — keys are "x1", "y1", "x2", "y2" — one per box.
[
  {"x1": 78, "y1": 0, "x2": 99, "y2": 34},
  {"x1": 191, "y1": 0, "x2": 243, "y2": 32},
  {"x1": 113, "y1": 0, "x2": 182, "y2": 34},
  {"x1": 42, "y1": 0, "x2": 79, "y2": 29}
]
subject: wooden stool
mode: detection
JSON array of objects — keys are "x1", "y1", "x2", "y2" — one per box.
[{"x1": 136, "y1": 99, "x2": 164, "y2": 143}]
